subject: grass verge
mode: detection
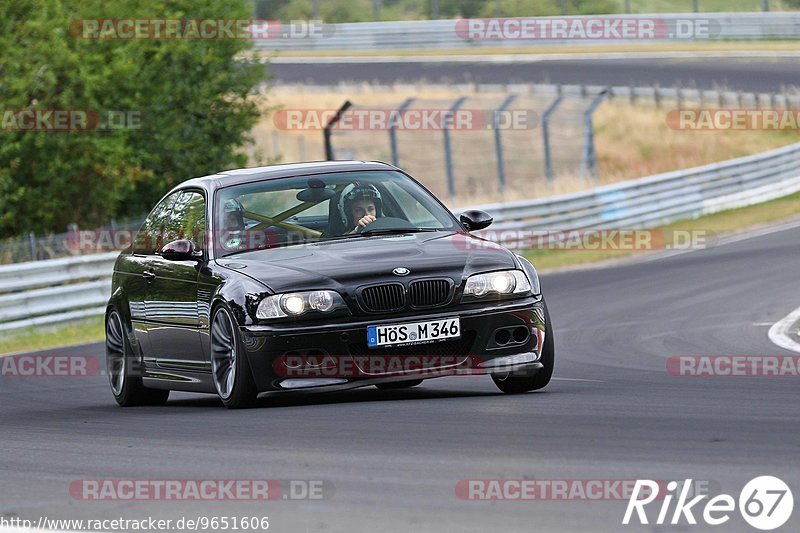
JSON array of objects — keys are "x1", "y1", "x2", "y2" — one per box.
[
  {"x1": 0, "y1": 316, "x2": 105, "y2": 356},
  {"x1": 524, "y1": 191, "x2": 800, "y2": 270}
]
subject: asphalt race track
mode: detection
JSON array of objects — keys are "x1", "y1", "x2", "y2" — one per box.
[
  {"x1": 269, "y1": 56, "x2": 800, "y2": 93},
  {"x1": 2, "y1": 223, "x2": 798, "y2": 532}
]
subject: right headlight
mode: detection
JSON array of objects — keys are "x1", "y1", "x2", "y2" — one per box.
[
  {"x1": 256, "y1": 290, "x2": 347, "y2": 319},
  {"x1": 462, "y1": 270, "x2": 531, "y2": 300}
]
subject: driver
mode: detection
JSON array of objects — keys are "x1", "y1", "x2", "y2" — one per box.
[{"x1": 339, "y1": 183, "x2": 383, "y2": 234}]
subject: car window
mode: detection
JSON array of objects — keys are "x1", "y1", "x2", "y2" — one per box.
[
  {"x1": 133, "y1": 192, "x2": 179, "y2": 254},
  {"x1": 215, "y1": 171, "x2": 457, "y2": 257},
  {"x1": 383, "y1": 181, "x2": 444, "y2": 227},
  {"x1": 133, "y1": 190, "x2": 205, "y2": 254},
  {"x1": 174, "y1": 191, "x2": 206, "y2": 252}
]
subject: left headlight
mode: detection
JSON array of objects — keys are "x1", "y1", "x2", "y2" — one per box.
[
  {"x1": 257, "y1": 290, "x2": 346, "y2": 319},
  {"x1": 462, "y1": 270, "x2": 531, "y2": 300}
]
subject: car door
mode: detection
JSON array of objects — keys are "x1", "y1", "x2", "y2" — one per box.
[
  {"x1": 144, "y1": 189, "x2": 208, "y2": 371},
  {"x1": 125, "y1": 192, "x2": 180, "y2": 366}
]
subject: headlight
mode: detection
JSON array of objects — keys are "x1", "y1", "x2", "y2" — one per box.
[
  {"x1": 462, "y1": 270, "x2": 531, "y2": 300},
  {"x1": 257, "y1": 290, "x2": 345, "y2": 319}
]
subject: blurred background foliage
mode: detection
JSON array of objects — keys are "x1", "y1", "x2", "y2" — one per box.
[
  {"x1": 255, "y1": 0, "x2": 798, "y2": 22},
  {"x1": 0, "y1": 0, "x2": 265, "y2": 237}
]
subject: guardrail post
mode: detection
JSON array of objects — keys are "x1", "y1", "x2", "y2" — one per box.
[
  {"x1": 581, "y1": 89, "x2": 610, "y2": 183},
  {"x1": 389, "y1": 97, "x2": 415, "y2": 167},
  {"x1": 762, "y1": 0, "x2": 769, "y2": 11},
  {"x1": 443, "y1": 96, "x2": 467, "y2": 201},
  {"x1": 542, "y1": 90, "x2": 564, "y2": 184},
  {"x1": 324, "y1": 100, "x2": 352, "y2": 160},
  {"x1": 493, "y1": 95, "x2": 516, "y2": 194}
]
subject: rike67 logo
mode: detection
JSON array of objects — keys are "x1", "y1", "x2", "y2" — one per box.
[{"x1": 623, "y1": 476, "x2": 793, "y2": 530}]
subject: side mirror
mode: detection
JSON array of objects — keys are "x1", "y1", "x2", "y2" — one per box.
[
  {"x1": 160, "y1": 239, "x2": 203, "y2": 261},
  {"x1": 459, "y1": 210, "x2": 493, "y2": 231}
]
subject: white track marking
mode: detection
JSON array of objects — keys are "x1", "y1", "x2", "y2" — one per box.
[
  {"x1": 552, "y1": 377, "x2": 604, "y2": 383},
  {"x1": 768, "y1": 306, "x2": 800, "y2": 354}
]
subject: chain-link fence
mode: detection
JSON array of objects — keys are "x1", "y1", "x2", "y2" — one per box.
[
  {"x1": 324, "y1": 86, "x2": 609, "y2": 203},
  {"x1": 322, "y1": 82, "x2": 800, "y2": 204},
  {"x1": 0, "y1": 214, "x2": 146, "y2": 265}
]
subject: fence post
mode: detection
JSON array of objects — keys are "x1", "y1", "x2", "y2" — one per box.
[
  {"x1": 581, "y1": 89, "x2": 610, "y2": 183},
  {"x1": 324, "y1": 100, "x2": 352, "y2": 160},
  {"x1": 443, "y1": 96, "x2": 467, "y2": 201},
  {"x1": 761, "y1": 0, "x2": 769, "y2": 11},
  {"x1": 542, "y1": 90, "x2": 564, "y2": 184},
  {"x1": 389, "y1": 97, "x2": 415, "y2": 167},
  {"x1": 493, "y1": 95, "x2": 517, "y2": 194},
  {"x1": 28, "y1": 232, "x2": 37, "y2": 261}
]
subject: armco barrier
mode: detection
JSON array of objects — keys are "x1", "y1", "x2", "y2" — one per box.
[
  {"x1": 256, "y1": 13, "x2": 800, "y2": 52},
  {"x1": 1, "y1": 142, "x2": 798, "y2": 332}
]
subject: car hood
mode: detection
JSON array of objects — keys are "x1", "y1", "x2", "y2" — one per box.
[{"x1": 215, "y1": 231, "x2": 517, "y2": 294}]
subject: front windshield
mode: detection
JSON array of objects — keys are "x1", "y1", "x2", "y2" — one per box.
[{"x1": 214, "y1": 170, "x2": 457, "y2": 257}]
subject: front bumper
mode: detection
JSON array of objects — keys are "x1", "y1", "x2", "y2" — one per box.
[{"x1": 240, "y1": 297, "x2": 546, "y2": 392}]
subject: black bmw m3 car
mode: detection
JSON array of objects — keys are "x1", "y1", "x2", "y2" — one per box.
[{"x1": 106, "y1": 161, "x2": 554, "y2": 408}]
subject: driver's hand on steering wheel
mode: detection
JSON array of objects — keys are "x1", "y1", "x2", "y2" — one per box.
[{"x1": 350, "y1": 215, "x2": 376, "y2": 233}]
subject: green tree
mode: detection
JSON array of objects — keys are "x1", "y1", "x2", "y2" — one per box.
[{"x1": 0, "y1": 0, "x2": 265, "y2": 236}]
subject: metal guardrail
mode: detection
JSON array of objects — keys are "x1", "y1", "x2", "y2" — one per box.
[
  {"x1": 257, "y1": 13, "x2": 800, "y2": 52},
  {"x1": 0, "y1": 253, "x2": 116, "y2": 331},
  {"x1": 1, "y1": 142, "x2": 799, "y2": 332},
  {"x1": 470, "y1": 142, "x2": 800, "y2": 235}
]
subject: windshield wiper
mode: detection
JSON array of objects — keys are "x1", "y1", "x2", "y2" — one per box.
[{"x1": 358, "y1": 227, "x2": 442, "y2": 236}]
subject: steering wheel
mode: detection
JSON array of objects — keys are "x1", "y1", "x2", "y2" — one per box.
[{"x1": 355, "y1": 217, "x2": 415, "y2": 234}]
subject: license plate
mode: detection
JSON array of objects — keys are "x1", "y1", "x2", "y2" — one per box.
[{"x1": 367, "y1": 318, "x2": 460, "y2": 348}]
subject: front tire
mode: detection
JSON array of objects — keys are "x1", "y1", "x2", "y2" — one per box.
[
  {"x1": 211, "y1": 306, "x2": 258, "y2": 409},
  {"x1": 106, "y1": 309, "x2": 170, "y2": 407},
  {"x1": 492, "y1": 301, "x2": 555, "y2": 394}
]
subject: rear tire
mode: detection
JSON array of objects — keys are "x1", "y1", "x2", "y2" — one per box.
[
  {"x1": 375, "y1": 379, "x2": 423, "y2": 390},
  {"x1": 211, "y1": 306, "x2": 258, "y2": 409},
  {"x1": 106, "y1": 309, "x2": 170, "y2": 407},
  {"x1": 492, "y1": 301, "x2": 555, "y2": 394}
]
